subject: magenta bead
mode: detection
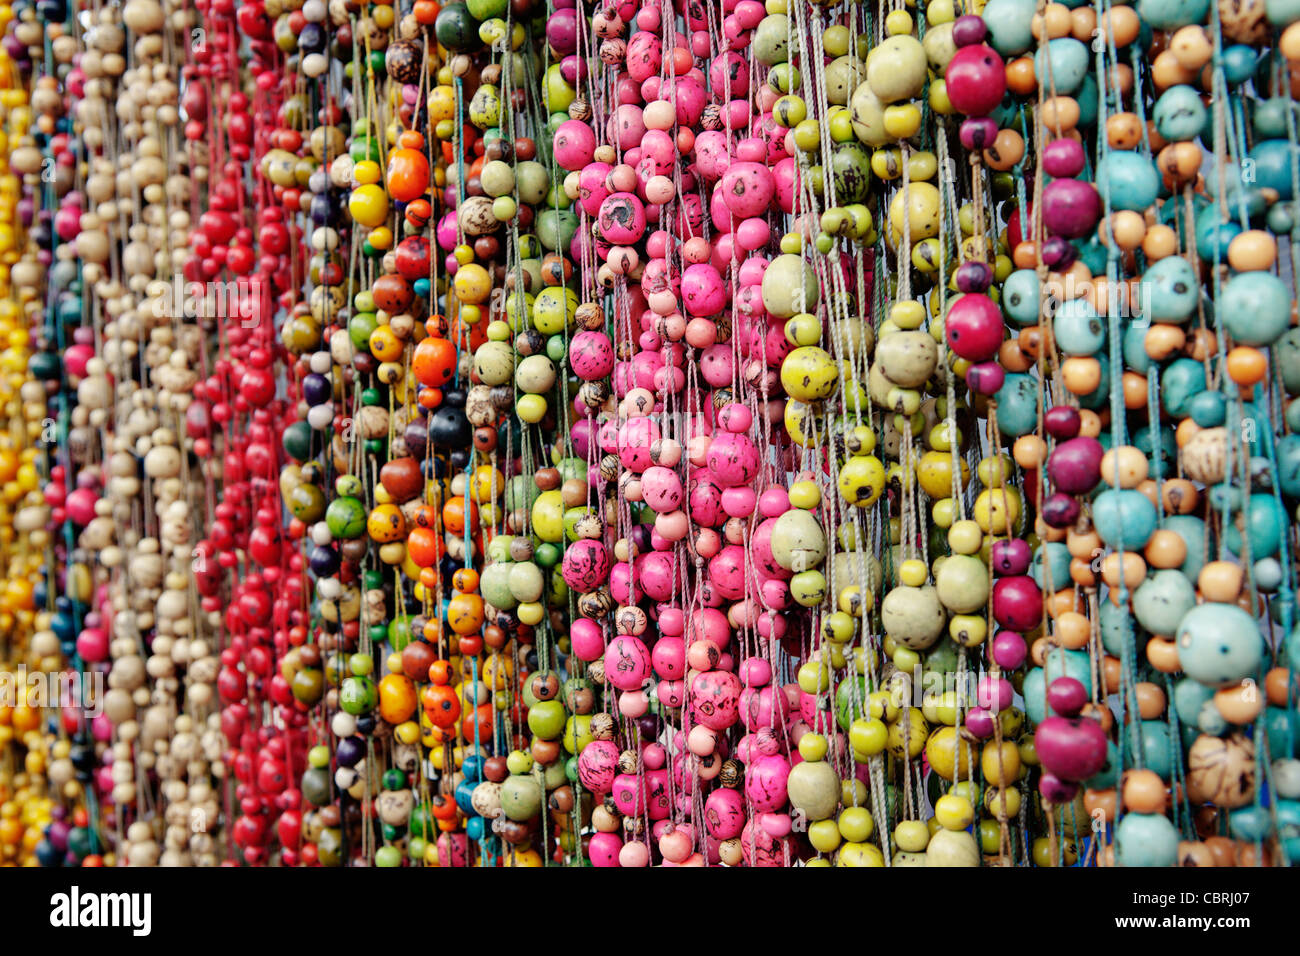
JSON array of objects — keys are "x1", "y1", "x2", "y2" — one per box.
[
  {"x1": 1042, "y1": 137, "x2": 1086, "y2": 178},
  {"x1": 992, "y1": 575, "x2": 1044, "y2": 630},
  {"x1": 991, "y1": 631, "x2": 1028, "y2": 669},
  {"x1": 1047, "y1": 676, "x2": 1089, "y2": 718},
  {"x1": 991, "y1": 537, "x2": 1032, "y2": 576},
  {"x1": 946, "y1": 45, "x2": 1006, "y2": 116},
  {"x1": 965, "y1": 360, "x2": 1005, "y2": 395},
  {"x1": 945, "y1": 293, "x2": 1005, "y2": 362},
  {"x1": 1044, "y1": 404, "x2": 1082, "y2": 440},
  {"x1": 1035, "y1": 716, "x2": 1109, "y2": 783},
  {"x1": 1040, "y1": 177, "x2": 1102, "y2": 239},
  {"x1": 1047, "y1": 435, "x2": 1104, "y2": 495}
]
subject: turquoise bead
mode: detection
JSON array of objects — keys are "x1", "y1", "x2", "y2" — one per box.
[
  {"x1": 1248, "y1": 139, "x2": 1300, "y2": 200},
  {"x1": 1121, "y1": 322, "x2": 1151, "y2": 375},
  {"x1": 1033, "y1": 38, "x2": 1089, "y2": 96},
  {"x1": 1132, "y1": 424, "x2": 1177, "y2": 474},
  {"x1": 993, "y1": 373, "x2": 1039, "y2": 437},
  {"x1": 1253, "y1": 97, "x2": 1300, "y2": 140},
  {"x1": 1194, "y1": 204, "x2": 1242, "y2": 261},
  {"x1": 1099, "y1": 593, "x2": 1142, "y2": 657},
  {"x1": 1085, "y1": 738, "x2": 1120, "y2": 789},
  {"x1": 1277, "y1": 434, "x2": 1300, "y2": 498},
  {"x1": 1092, "y1": 488, "x2": 1157, "y2": 550},
  {"x1": 1133, "y1": 570, "x2": 1197, "y2": 637},
  {"x1": 1266, "y1": 200, "x2": 1295, "y2": 234},
  {"x1": 1276, "y1": 800, "x2": 1300, "y2": 861},
  {"x1": 1115, "y1": 812, "x2": 1179, "y2": 866},
  {"x1": 1265, "y1": 704, "x2": 1300, "y2": 758},
  {"x1": 1279, "y1": 329, "x2": 1300, "y2": 393},
  {"x1": 1267, "y1": 0, "x2": 1300, "y2": 23},
  {"x1": 1222, "y1": 271, "x2": 1292, "y2": 345},
  {"x1": 1188, "y1": 390, "x2": 1226, "y2": 427},
  {"x1": 1173, "y1": 677, "x2": 1214, "y2": 727},
  {"x1": 1053, "y1": 298, "x2": 1105, "y2": 356},
  {"x1": 1000, "y1": 269, "x2": 1040, "y2": 326},
  {"x1": 1137, "y1": 0, "x2": 1211, "y2": 29},
  {"x1": 1141, "y1": 252, "x2": 1199, "y2": 322},
  {"x1": 1174, "y1": 603, "x2": 1264, "y2": 688},
  {"x1": 1228, "y1": 805, "x2": 1273, "y2": 842},
  {"x1": 1076, "y1": 73, "x2": 1098, "y2": 129},
  {"x1": 1160, "y1": 357, "x2": 1206, "y2": 418},
  {"x1": 1137, "y1": 720, "x2": 1174, "y2": 780},
  {"x1": 1030, "y1": 541, "x2": 1072, "y2": 593},
  {"x1": 1221, "y1": 44, "x2": 1260, "y2": 85},
  {"x1": 1153, "y1": 84, "x2": 1206, "y2": 141},
  {"x1": 1161, "y1": 515, "x2": 1207, "y2": 580},
  {"x1": 1225, "y1": 493, "x2": 1287, "y2": 559},
  {"x1": 982, "y1": 0, "x2": 1038, "y2": 52},
  {"x1": 1094, "y1": 151, "x2": 1161, "y2": 211}
]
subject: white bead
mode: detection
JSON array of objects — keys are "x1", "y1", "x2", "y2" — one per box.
[
  {"x1": 331, "y1": 712, "x2": 357, "y2": 738},
  {"x1": 306, "y1": 402, "x2": 334, "y2": 429}
]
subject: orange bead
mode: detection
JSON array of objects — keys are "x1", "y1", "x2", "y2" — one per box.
[
  {"x1": 412, "y1": 335, "x2": 458, "y2": 387},
  {"x1": 1053, "y1": 610, "x2": 1091, "y2": 650},
  {"x1": 1141, "y1": 223, "x2": 1178, "y2": 260},
  {"x1": 1006, "y1": 57, "x2": 1037, "y2": 95},
  {"x1": 1013, "y1": 435, "x2": 1048, "y2": 469},
  {"x1": 1161, "y1": 478, "x2": 1199, "y2": 514},
  {"x1": 1122, "y1": 769, "x2": 1168, "y2": 813},
  {"x1": 1198, "y1": 560, "x2": 1245, "y2": 603},
  {"x1": 1225, "y1": 346, "x2": 1268, "y2": 386},
  {"x1": 1144, "y1": 323, "x2": 1186, "y2": 361},
  {"x1": 1146, "y1": 636, "x2": 1181, "y2": 673},
  {"x1": 1143, "y1": 529, "x2": 1187, "y2": 570},
  {"x1": 1121, "y1": 371, "x2": 1149, "y2": 409},
  {"x1": 1214, "y1": 680, "x2": 1264, "y2": 725},
  {"x1": 1078, "y1": 409, "x2": 1103, "y2": 438},
  {"x1": 1134, "y1": 682, "x2": 1167, "y2": 719},
  {"x1": 1106, "y1": 112, "x2": 1143, "y2": 150},
  {"x1": 1061, "y1": 356, "x2": 1102, "y2": 395},
  {"x1": 1266, "y1": 667, "x2": 1297, "y2": 707}
]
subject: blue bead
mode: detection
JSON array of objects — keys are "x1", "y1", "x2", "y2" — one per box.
[
  {"x1": 1030, "y1": 541, "x2": 1072, "y2": 593},
  {"x1": 1053, "y1": 297, "x2": 1105, "y2": 356},
  {"x1": 1188, "y1": 390, "x2": 1226, "y2": 427},
  {"x1": 1221, "y1": 44, "x2": 1260, "y2": 85},
  {"x1": 1141, "y1": 254, "x2": 1199, "y2": 322},
  {"x1": 1000, "y1": 269, "x2": 1040, "y2": 326},
  {"x1": 1153, "y1": 84, "x2": 1207, "y2": 141},
  {"x1": 1033, "y1": 38, "x2": 1089, "y2": 96},
  {"x1": 1225, "y1": 493, "x2": 1287, "y2": 559},
  {"x1": 1092, "y1": 488, "x2": 1157, "y2": 550},
  {"x1": 1161, "y1": 357, "x2": 1207, "y2": 418},
  {"x1": 1136, "y1": 0, "x2": 1210, "y2": 29},
  {"x1": 1248, "y1": 138, "x2": 1300, "y2": 200},
  {"x1": 1162, "y1": 514, "x2": 1207, "y2": 580},
  {"x1": 993, "y1": 372, "x2": 1039, "y2": 437},
  {"x1": 982, "y1": 0, "x2": 1037, "y2": 55},
  {"x1": 1175, "y1": 603, "x2": 1264, "y2": 687},
  {"x1": 1095, "y1": 152, "x2": 1161, "y2": 211},
  {"x1": 1115, "y1": 812, "x2": 1179, "y2": 866},
  {"x1": 1222, "y1": 271, "x2": 1292, "y2": 346}
]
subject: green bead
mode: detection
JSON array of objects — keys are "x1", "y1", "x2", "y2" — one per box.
[{"x1": 325, "y1": 495, "x2": 367, "y2": 539}]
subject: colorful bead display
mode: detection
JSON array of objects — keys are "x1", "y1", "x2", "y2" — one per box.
[{"x1": 2, "y1": 0, "x2": 1300, "y2": 869}]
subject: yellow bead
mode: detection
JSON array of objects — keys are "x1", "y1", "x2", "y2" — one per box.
[
  {"x1": 935, "y1": 793, "x2": 975, "y2": 830},
  {"x1": 808, "y1": 819, "x2": 842, "y2": 853},
  {"x1": 894, "y1": 819, "x2": 930, "y2": 852},
  {"x1": 898, "y1": 558, "x2": 928, "y2": 587}
]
